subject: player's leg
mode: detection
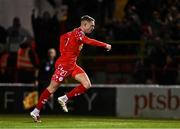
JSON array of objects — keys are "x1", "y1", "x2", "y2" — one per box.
[
  {"x1": 30, "y1": 64, "x2": 68, "y2": 122},
  {"x1": 30, "y1": 80, "x2": 60, "y2": 122},
  {"x1": 68, "y1": 65, "x2": 91, "y2": 98},
  {"x1": 66, "y1": 72, "x2": 91, "y2": 98},
  {"x1": 58, "y1": 65, "x2": 91, "y2": 112}
]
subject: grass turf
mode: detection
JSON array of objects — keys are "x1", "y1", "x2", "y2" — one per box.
[{"x1": 0, "y1": 114, "x2": 180, "y2": 128}]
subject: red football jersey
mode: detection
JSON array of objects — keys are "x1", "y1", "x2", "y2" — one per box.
[{"x1": 55, "y1": 28, "x2": 107, "y2": 68}]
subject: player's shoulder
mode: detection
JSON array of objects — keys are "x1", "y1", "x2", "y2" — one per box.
[{"x1": 73, "y1": 28, "x2": 85, "y2": 39}]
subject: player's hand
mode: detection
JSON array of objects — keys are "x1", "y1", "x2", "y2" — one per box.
[{"x1": 106, "y1": 44, "x2": 111, "y2": 51}]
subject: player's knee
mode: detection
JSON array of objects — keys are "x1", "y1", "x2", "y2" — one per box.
[
  {"x1": 83, "y1": 81, "x2": 91, "y2": 89},
  {"x1": 47, "y1": 83, "x2": 58, "y2": 93}
]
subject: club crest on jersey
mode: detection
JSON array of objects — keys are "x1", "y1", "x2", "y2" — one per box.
[{"x1": 59, "y1": 77, "x2": 64, "y2": 81}]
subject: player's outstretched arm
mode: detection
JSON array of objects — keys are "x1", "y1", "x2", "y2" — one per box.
[{"x1": 82, "y1": 36, "x2": 111, "y2": 51}]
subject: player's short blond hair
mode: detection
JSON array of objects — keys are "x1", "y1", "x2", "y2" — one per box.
[{"x1": 81, "y1": 15, "x2": 95, "y2": 22}]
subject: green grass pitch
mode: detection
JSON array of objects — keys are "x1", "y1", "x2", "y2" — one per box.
[{"x1": 0, "y1": 114, "x2": 180, "y2": 128}]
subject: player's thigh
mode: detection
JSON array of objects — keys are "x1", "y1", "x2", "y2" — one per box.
[
  {"x1": 51, "y1": 64, "x2": 70, "y2": 86},
  {"x1": 72, "y1": 65, "x2": 91, "y2": 88}
]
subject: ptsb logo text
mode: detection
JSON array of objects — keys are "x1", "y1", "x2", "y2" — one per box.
[{"x1": 134, "y1": 89, "x2": 180, "y2": 116}]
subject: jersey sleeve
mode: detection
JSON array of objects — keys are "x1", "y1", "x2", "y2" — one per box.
[
  {"x1": 81, "y1": 36, "x2": 107, "y2": 48},
  {"x1": 75, "y1": 29, "x2": 107, "y2": 48}
]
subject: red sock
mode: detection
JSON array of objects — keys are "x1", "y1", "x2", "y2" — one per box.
[
  {"x1": 36, "y1": 88, "x2": 51, "y2": 110},
  {"x1": 66, "y1": 84, "x2": 87, "y2": 99}
]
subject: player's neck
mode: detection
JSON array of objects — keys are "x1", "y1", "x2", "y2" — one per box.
[{"x1": 79, "y1": 26, "x2": 86, "y2": 33}]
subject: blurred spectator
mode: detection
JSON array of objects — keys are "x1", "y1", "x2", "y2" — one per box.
[
  {"x1": 16, "y1": 38, "x2": 39, "y2": 83},
  {"x1": 93, "y1": 25, "x2": 107, "y2": 41},
  {"x1": 150, "y1": 11, "x2": 165, "y2": 37},
  {"x1": 133, "y1": 59, "x2": 147, "y2": 83},
  {"x1": 0, "y1": 25, "x2": 7, "y2": 53},
  {"x1": 7, "y1": 17, "x2": 32, "y2": 53},
  {"x1": 141, "y1": 22, "x2": 153, "y2": 40},
  {"x1": 146, "y1": 37, "x2": 171, "y2": 84},
  {"x1": 98, "y1": 0, "x2": 115, "y2": 25},
  {"x1": 0, "y1": 25, "x2": 7, "y2": 44},
  {"x1": 125, "y1": 6, "x2": 141, "y2": 40},
  {"x1": 51, "y1": 10, "x2": 66, "y2": 54},
  {"x1": 62, "y1": 0, "x2": 79, "y2": 30},
  {"x1": 125, "y1": 0, "x2": 155, "y2": 23},
  {"x1": 63, "y1": 0, "x2": 115, "y2": 28},
  {"x1": 50, "y1": 1, "x2": 68, "y2": 52},
  {"x1": 171, "y1": 15, "x2": 180, "y2": 40},
  {"x1": 38, "y1": 48, "x2": 57, "y2": 94},
  {"x1": 161, "y1": 55, "x2": 178, "y2": 85},
  {"x1": 55, "y1": 4, "x2": 68, "y2": 35},
  {"x1": 31, "y1": 9, "x2": 60, "y2": 60},
  {"x1": 110, "y1": 19, "x2": 126, "y2": 40},
  {"x1": 31, "y1": 10, "x2": 53, "y2": 60},
  {"x1": 0, "y1": 49, "x2": 9, "y2": 82},
  {"x1": 6, "y1": 17, "x2": 32, "y2": 82}
]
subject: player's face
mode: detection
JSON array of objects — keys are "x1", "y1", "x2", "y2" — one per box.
[{"x1": 84, "y1": 21, "x2": 95, "y2": 33}]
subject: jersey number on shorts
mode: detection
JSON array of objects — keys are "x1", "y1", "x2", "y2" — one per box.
[{"x1": 58, "y1": 65, "x2": 68, "y2": 77}]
